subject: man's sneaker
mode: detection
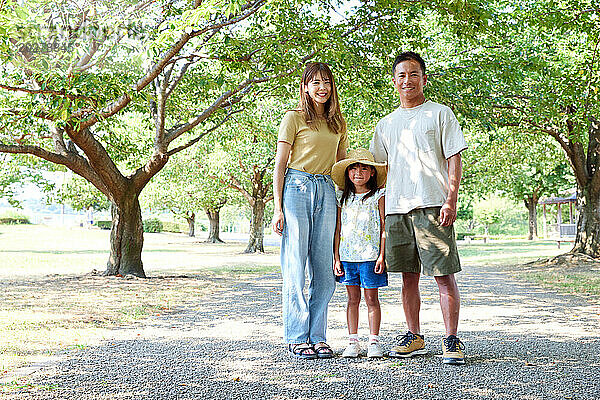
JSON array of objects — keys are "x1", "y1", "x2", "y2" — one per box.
[
  {"x1": 341, "y1": 341, "x2": 361, "y2": 358},
  {"x1": 388, "y1": 331, "x2": 427, "y2": 358},
  {"x1": 367, "y1": 341, "x2": 383, "y2": 358},
  {"x1": 442, "y1": 335, "x2": 465, "y2": 365}
]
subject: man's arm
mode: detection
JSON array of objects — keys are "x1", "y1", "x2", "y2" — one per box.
[
  {"x1": 439, "y1": 153, "x2": 462, "y2": 227},
  {"x1": 369, "y1": 124, "x2": 388, "y2": 163}
]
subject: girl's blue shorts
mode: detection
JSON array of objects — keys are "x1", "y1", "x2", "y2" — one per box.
[{"x1": 336, "y1": 260, "x2": 388, "y2": 289}]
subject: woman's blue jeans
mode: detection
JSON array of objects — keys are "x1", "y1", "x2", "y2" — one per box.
[{"x1": 281, "y1": 168, "x2": 337, "y2": 344}]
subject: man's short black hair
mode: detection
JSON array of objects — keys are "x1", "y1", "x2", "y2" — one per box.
[{"x1": 392, "y1": 52, "x2": 426, "y2": 76}]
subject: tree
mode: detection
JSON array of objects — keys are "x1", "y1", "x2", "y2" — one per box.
[
  {"x1": 0, "y1": 154, "x2": 54, "y2": 207},
  {"x1": 473, "y1": 196, "x2": 504, "y2": 237},
  {"x1": 54, "y1": 174, "x2": 111, "y2": 212},
  {"x1": 460, "y1": 126, "x2": 574, "y2": 240},
  {"x1": 413, "y1": 2, "x2": 600, "y2": 256},
  {"x1": 215, "y1": 103, "x2": 277, "y2": 253},
  {"x1": 0, "y1": 1, "x2": 358, "y2": 276},
  {"x1": 489, "y1": 6, "x2": 600, "y2": 255},
  {"x1": 141, "y1": 149, "x2": 229, "y2": 239},
  {"x1": 0, "y1": 0, "x2": 498, "y2": 276},
  {"x1": 502, "y1": 154, "x2": 573, "y2": 241}
]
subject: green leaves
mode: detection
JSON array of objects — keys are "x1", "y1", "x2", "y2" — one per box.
[
  {"x1": 141, "y1": 148, "x2": 230, "y2": 215},
  {"x1": 53, "y1": 174, "x2": 110, "y2": 212}
]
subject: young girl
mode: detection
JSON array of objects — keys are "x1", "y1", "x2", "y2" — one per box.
[
  {"x1": 331, "y1": 148, "x2": 387, "y2": 358},
  {"x1": 271, "y1": 62, "x2": 348, "y2": 359}
]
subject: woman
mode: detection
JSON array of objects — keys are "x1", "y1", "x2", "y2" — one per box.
[{"x1": 272, "y1": 62, "x2": 348, "y2": 359}]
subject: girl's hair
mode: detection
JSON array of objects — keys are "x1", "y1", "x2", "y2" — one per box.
[
  {"x1": 340, "y1": 163, "x2": 379, "y2": 206},
  {"x1": 299, "y1": 62, "x2": 347, "y2": 135}
]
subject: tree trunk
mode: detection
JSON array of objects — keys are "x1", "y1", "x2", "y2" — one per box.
[
  {"x1": 185, "y1": 212, "x2": 195, "y2": 237},
  {"x1": 524, "y1": 196, "x2": 538, "y2": 241},
  {"x1": 245, "y1": 200, "x2": 265, "y2": 253},
  {"x1": 571, "y1": 185, "x2": 600, "y2": 258},
  {"x1": 105, "y1": 194, "x2": 145, "y2": 277},
  {"x1": 205, "y1": 208, "x2": 224, "y2": 243}
]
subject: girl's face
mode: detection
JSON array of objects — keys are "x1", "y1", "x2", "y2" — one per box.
[
  {"x1": 305, "y1": 71, "x2": 331, "y2": 106},
  {"x1": 347, "y1": 163, "x2": 374, "y2": 189}
]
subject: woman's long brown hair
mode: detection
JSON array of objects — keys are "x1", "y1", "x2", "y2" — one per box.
[{"x1": 299, "y1": 62, "x2": 346, "y2": 135}]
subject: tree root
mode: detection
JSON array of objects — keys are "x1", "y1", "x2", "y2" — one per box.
[{"x1": 523, "y1": 252, "x2": 600, "y2": 270}]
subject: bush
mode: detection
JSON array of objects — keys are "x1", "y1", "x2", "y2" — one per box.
[
  {"x1": 0, "y1": 210, "x2": 30, "y2": 224},
  {"x1": 0, "y1": 216, "x2": 30, "y2": 224},
  {"x1": 162, "y1": 221, "x2": 186, "y2": 233},
  {"x1": 143, "y1": 218, "x2": 163, "y2": 233},
  {"x1": 95, "y1": 220, "x2": 112, "y2": 230},
  {"x1": 456, "y1": 232, "x2": 476, "y2": 240}
]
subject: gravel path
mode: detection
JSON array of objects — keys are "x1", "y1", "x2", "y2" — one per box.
[{"x1": 2, "y1": 264, "x2": 600, "y2": 400}]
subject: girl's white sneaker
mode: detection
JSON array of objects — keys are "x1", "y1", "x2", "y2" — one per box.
[
  {"x1": 367, "y1": 342, "x2": 383, "y2": 358},
  {"x1": 341, "y1": 342, "x2": 361, "y2": 358}
]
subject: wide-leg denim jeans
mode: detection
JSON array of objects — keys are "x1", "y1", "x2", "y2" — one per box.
[{"x1": 281, "y1": 168, "x2": 337, "y2": 344}]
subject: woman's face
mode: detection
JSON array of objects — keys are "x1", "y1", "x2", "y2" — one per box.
[{"x1": 305, "y1": 71, "x2": 331, "y2": 106}]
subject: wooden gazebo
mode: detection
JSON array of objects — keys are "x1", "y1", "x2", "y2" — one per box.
[{"x1": 539, "y1": 193, "x2": 577, "y2": 244}]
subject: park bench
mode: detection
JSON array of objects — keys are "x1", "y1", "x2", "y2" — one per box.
[
  {"x1": 459, "y1": 235, "x2": 489, "y2": 243},
  {"x1": 555, "y1": 238, "x2": 575, "y2": 249},
  {"x1": 473, "y1": 235, "x2": 489, "y2": 243}
]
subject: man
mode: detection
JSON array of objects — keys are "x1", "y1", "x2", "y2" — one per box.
[{"x1": 370, "y1": 51, "x2": 467, "y2": 365}]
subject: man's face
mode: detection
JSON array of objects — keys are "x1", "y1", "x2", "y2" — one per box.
[{"x1": 392, "y1": 59, "x2": 427, "y2": 101}]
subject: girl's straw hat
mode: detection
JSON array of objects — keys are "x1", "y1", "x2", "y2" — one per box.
[{"x1": 331, "y1": 148, "x2": 387, "y2": 189}]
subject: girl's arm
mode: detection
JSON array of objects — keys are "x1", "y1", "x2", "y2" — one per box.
[
  {"x1": 271, "y1": 141, "x2": 291, "y2": 236},
  {"x1": 375, "y1": 195, "x2": 386, "y2": 274},
  {"x1": 333, "y1": 206, "x2": 344, "y2": 276}
]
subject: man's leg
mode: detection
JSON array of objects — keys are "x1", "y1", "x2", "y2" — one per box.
[
  {"x1": 402, "y1": 272, "x2": 421, "y2": 334},
  {"x1": 434, "y1": 274, "x2": 460, "y2": 336},
  {"x1": 385, "y1": 213, "x2": 426, "y2": 358},
  {"x1": 436, "y1": 273, "x2": 465, "y2": 365},
  {"x1": 388, "y1": 271, "x2": 426, "y2": 358}
]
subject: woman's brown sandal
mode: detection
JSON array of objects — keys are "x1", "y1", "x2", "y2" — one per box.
[
  {"x1": 288, "y1": 343, "x2": 317, "y2": 359},
  {"x1": 313, "y1": 342, "x2": 334, "y2": 359}
]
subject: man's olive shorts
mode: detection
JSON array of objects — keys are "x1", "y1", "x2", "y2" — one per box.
[{"x1": 385, "y1": 207, "x2": 461, "y2": 276}]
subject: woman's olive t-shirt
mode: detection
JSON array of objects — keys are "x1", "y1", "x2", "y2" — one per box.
[{"x1": 278, "y1": 111, "x2": 348, "y2": 175}]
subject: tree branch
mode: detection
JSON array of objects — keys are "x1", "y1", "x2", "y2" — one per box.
[
  {"x1": 563, "y1": 8, "x2": 600, "y2": 25},
  {"x1": 565, "y1": 113, "x2": 590, "y2": 187},
  {"x1": 492, "y1": 103, "x2": 589, "y2": 186},
  {"x1": 79, "y1": 0, "x2": 265, "y2": 133},
  {"x1": 0, "y1": 83, "x2": 95, "y2": 104},
  {"x1": 137, "y1": 0, "x2": 265, "y2": 93},
  {"x1": 263, "y1": 194, "x2": 273, "y2": 204},
  {"x1": 63, "y1": 126, "x2": 126, "y2": 198},
  {"x1": 50, "y1": 125, "x2": 68, "y2": 156},
  {"x1": 75, "y1": 31, "x2": 127, "y2": 73},
  {"x1": 587, "y1": 116, "x2": 600, "y2": 197},
  {"x1": 165, "y1": 60, "x2": 192, "y2": 100},
  {"x1": 0, "y1": 142, "x2": 109, "y2": 196},
  {"x1": 583, "y1": 33, "x2": 600, "y2": 120},
  {"x1": 129, "y1": 152, "x2": 169, "y2": 193},
  {"x1": 228, "y1": 173, "x2": 253, "y2": 205},
  {"x1": 166, "y1": 108, "x2": 244, "y2": 156}
]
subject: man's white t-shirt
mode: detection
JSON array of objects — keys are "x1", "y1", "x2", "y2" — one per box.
[{"x1": 370, "y1": 100, "x2": 467, "y2": 215}]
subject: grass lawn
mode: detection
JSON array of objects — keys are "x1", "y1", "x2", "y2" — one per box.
[
  {"x1": 0, "y1": 224, "x2": 280, "y2": 375},
  {"x1": 459, "y1": 239, "x2": 600, "y2": 297},
  {"x1": 458, "y1": 239, "x2": 564, "y2": 266},
  {"x1": 0, "y1": 225, "x2": 598, "y2": 378}
]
